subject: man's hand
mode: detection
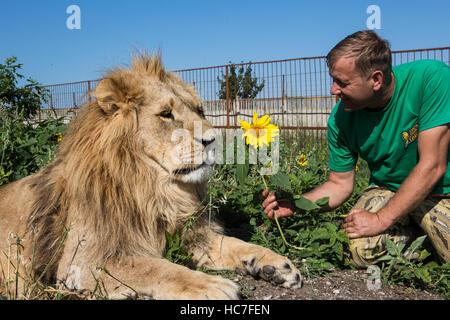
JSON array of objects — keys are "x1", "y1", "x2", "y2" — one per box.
[
  {"x1": 262, "y1": 190, "x2": 295, "y2": 219},
  {"x1": 341, "y1": 209, "x2": 392, "y2": 239}
]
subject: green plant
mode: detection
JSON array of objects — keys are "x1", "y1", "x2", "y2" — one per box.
[
  {"x1": 209, "y1": 131, "x2": 448, "y2": 297},
  {"x1": 217, "y1": 62, "x2": 264, "y2": 100},
  {"x1": 0, "y1": 109, "x2": 66, "y2": 185},
  {"x1": 0, "y1": 56, "x2": 43, "y2": 119},
  {"x1": 0, "y1": 56, "x2": 67, "y2": 186},
  {"x1": 210, "y1": 134, "x2": 360, "y2": 276},
  {"x1": 164, "y1": 230, "x2": 194, "y2": 266},
  {"x1": 378, "y1": 235, "x2": 450, "y2": 298}
]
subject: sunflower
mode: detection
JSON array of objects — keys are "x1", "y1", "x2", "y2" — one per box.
[
  {"x1": 297, "y1": 153, "x2": 308, "y2": 166},
  {"x1": 238, "y1": 111, "x2": 279, "y2": 149},
  {"x1": 54, "y1": 133, "x2": 63, "y2": 142}
]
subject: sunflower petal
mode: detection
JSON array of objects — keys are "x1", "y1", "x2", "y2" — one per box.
[
  {"x1": 257, "y1": 115, "x2": 271, "y2": 127},
  {"x1": 256, "y1": 115, "x2": 267, "y2": 126},
  {"x1": 253, "y1": 111, "x2": 258, "y2": 125},
  {"x1": 238, "y1": 120, "x2": 251, "y2": 130}
]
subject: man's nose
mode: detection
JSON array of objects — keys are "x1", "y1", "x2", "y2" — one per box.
[{"x1": 330, "y1": 81, "x2": 341, "y2": 96}]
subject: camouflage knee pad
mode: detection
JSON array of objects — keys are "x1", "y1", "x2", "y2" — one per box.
[
  {"x1": 348, "y1": 186, "x2": 450, "y2": 268},
  {"x1": 409, "y1": 197, "x2": 450, "y2": 263}
]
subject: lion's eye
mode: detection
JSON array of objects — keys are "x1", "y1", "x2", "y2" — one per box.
[{"x1": 159, "y1": 110, "x2": 174, "y2": 120}]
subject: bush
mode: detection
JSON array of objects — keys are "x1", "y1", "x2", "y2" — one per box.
[
  {"x1": 0, "y1": 56, "x2": 66, "y2": 185},
  {"x1": 208, "y1": 135, "x2": 370, "y2": 275},
  {"x1": 0, "y1": 109, "x2": 66, "y2": 185},
  {"x1": 0, "y1": 56, "x2": 42, "y2": 119},
  {"x1": 208, "y1": 133, "x2": 449, "y2": 298}
]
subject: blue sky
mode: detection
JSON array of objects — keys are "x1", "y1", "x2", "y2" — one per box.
[{"x1": 1, "y1": 0, "x2": 449, "y2": 85}]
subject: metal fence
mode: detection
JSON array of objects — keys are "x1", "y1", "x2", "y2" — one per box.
[{"x1": 37, "y1": 47, "x2": 450, "y2": 141}]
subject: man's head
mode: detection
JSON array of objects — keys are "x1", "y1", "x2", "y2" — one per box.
[{"x1": 327, "y1": 30, "x2": 394, "y2": 111}]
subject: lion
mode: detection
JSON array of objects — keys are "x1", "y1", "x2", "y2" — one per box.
[{"x1": 0, "y1": 53, "x2": 301, "y2": 299}]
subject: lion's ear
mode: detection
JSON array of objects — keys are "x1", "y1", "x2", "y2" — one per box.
[
  {"x1": 94, "y1": 79, "x2": 120, "y2": 114},
  {"x1": 94, "y1": 75, "x2": 143, "y2": 114}
]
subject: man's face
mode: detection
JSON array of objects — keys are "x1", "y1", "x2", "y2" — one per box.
[{"x1": 329, "y1": 57, "x2": 375, "y2": 112}]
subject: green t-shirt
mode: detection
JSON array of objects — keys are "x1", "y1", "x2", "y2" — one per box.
[{"x1": 327, "y1": 59, "x2": 450, "y2": 194}]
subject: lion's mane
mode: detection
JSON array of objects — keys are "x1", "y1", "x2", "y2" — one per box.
[{"x1": 26, "y1": 54, "x2": 212, "y2": 280}]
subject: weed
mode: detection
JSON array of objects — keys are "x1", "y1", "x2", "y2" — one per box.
[
  {"x1": 209, "y1": 133, "x2": 449, "y2": 296},
  {"x1": 378, "y1": 236, "x2": 450, "y2": 298}
]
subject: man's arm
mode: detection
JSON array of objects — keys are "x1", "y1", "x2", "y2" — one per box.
[
  {"x1": 342, "y1": 124, "x2": 449, "y2": 238},
  {"x1": 303, "y1": 169, "x2": 355, "y2": 211},
  {"x1": 262, "y1": 169, "x2": 355, "y2": 219}
]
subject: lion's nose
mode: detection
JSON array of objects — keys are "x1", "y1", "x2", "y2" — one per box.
[{"x1": 202, "y1": 138, "x2": 215, "y2": 148}]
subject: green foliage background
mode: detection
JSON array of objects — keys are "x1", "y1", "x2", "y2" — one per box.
[
  {"x1": 1, "y1": 56, "x2": 448, "y2": 298},
  {"x1": 217, "y1": 63, "x2": 265, "y2": 100},
  {"x1": 208, "y1": 133, "x2": 449, "y2": 297},
  {"x1": 209, "y1": 136, "x2": 362, "y2": 273},
  {"x1": 0, "y1": 56, "x2": 67, "y2": 185}
]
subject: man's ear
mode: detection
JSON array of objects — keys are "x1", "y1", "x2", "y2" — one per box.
[
  {"x1": 94, "y1": 72, "x2": 143, "y2": 115},
  {"x1": 370, "y1": 70, "x2": 384, "y2": 91}
]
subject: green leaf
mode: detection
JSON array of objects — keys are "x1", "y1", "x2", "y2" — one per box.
[
  {"x1": 269, "y1": 172, "x2": 291, "y2": 190},
  {"x1": 324, "y1": 222, "x2": 337, "y2": 233},
  {"x1": 385, "y1": 237, "x2": 399, "y2": 256},
  {"x1": 20, "y1": 138, "x2": 38, "y2": 148},
  {"x1": 294, "y1": 196, "x2": 320, "y2": 211},
  {"x1": 165, "y1": 231, "x2": 173, "y2": 246},
  {"x1": 329, "y1": 234, "x2": 336, "y2": 247},
  {"x1": 333, "y1": 242, "x2": 344, "y2": 261},
  {"x1": 314, "y1": 197, "x2": 329, "y2": 207},
  {"x1": 336, "y1": 230, "x2": 350, "y2": 244},
  {"x1": 414, "y1": 267, "x2": 431, "y2": 283},
  {"x1": 236, "y1": 163, "x2": 249, "y2": 185},
  {"x1": 406, "y1": 235, "x2": 427, "y2": 258},
  {"x1": 311, "y1": 228, "x2": 329, "y2": 241},
  {"x1": 418, "y1": 249, "x2": 430, "y2": 261},
  {"x1": 376, "y1": 255, "x2": 394, "y2": 262},
  {"x1": 397, "y1": 243, "x2": 406, "y2": 255}
]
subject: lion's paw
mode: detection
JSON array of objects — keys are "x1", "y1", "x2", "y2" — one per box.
[
  {"x1": 174, "y1": 271, "x2": 240, "y2": 300},
  {"x1": 237, "y1": 254, "x2": 302, "y2": 289}
]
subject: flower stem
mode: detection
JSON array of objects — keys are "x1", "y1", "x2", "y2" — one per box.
[
  {"x1": 260, "y1": 174, "x2": 305, "y2": 251},
  {"x1": 273, "y1": 211, "x2": 306, "y2": 251},
  {"x1": 261, "y1": 174, "x2": 268, "y2": 190}
]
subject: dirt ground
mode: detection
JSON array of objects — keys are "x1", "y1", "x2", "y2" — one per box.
[
  {"x1": 0, "y1": 269, "x2": 445, "y2": 300},
  {"x1": 234, "y1": 269, "x2": 446, "y2": 300}
]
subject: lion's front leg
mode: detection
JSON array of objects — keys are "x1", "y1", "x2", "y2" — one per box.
[
  {"x1": 190, "y1": 233, "x2": 302, "y2": 289},
  {"x1": 64, "y1": 256, "x2": 240, "y2": 300}
]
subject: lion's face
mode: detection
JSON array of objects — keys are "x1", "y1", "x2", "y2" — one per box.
[
  {"x1": 93, "y1": 56, "x2": 216, "y2": 184},
  {"x1": 137, "y1": 79, "x2": 216, "y2": 184}
]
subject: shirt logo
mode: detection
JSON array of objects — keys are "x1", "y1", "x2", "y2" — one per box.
[{"x1": 401, "y1": 123, "x2": 419, "y2": 149}]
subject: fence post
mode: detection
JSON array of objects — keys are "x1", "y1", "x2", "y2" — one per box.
[
  {"x1": 88, "y1": 80, "x2": 92, "y2": 103},
  {"x1": 281, "y1": 74, "x2": 285, "y2": 128},
  {"x1": 335, "y1": 95, "x2": 340, "y2": 104},
  {"x1": 36, "y1": 87, "x2": 41, "y2": 121},
  {"x1": 72, "y1": 92, "x2": 77, "y2": 109},
  {"x1": 226, "y1": 65, "x2": 230, "y2": 129}
]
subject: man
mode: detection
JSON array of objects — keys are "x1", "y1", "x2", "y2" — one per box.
[{"x1": 262, "y1": 30, "x2": 450, "y2": 267}]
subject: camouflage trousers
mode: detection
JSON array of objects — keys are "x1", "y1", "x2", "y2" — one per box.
[{"x1": 349, "y1": 186, "x2": 450, "y2": 268}]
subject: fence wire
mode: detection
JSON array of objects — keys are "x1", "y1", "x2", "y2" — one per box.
[{"x1": 37, "y1": 47, "x2": 450, "y2": 142}]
